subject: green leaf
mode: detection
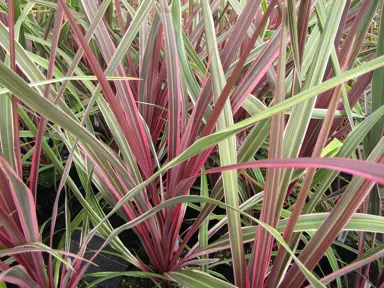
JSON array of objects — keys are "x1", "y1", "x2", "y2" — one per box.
[
  {"x1": 200, "y1": 213, "x2": 384, "y2": 254},
  {"x1": 0, "y1": 76, "x2": 139, "y2": 96},
  {"x1": 201, "y1": 0, "x2": 246, "y2": 285},
  {"x1": 167, "y1": 269, "x2": 236, "y2": 288},
  {"x1": 84, "y1": 271, "x2": 163, "y2": 287},
  {"x1": 199, "y1": 171, "x2": 209, "y2": 273},
  {"x1": 279, "y1": 0, "x2": 348, "y2": 223},
  {"x1": 370, "y1": 2, "x2": 384, "y2": 150}
]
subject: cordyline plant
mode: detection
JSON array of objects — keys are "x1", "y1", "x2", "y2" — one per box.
[{"x1": 0, "y1": 0, "x2": 384, "y2": 287}]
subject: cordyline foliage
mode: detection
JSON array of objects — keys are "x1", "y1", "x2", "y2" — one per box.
[{"x1": 0, "y1": 0, "x2": 384, "y2": 287}]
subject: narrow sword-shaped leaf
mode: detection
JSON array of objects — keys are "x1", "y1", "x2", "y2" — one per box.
[
  {"x1": 159, "y1": 0, "x2": 184, "y2": 267},
  {"x1": 92, "y1": 194, "x2": 328, "y2": 287},
  {"x1": 365, "y1": 2, "x2": 384, "y2": 239},
  {"x1": 250, "y1": 1, "x2": 287, "y2": 286},
  {"x1": 0, "y1": 266, "x2": 39, "y2": 288},
  {"x1": 159, "y1": 0, "x2": 182, "y2": 170},
  {"x1": 369, "y1": 1, "x2": 384, "y2": 152},
  {"x1": 282, "y1": 137, "x2": 384, "y2": 287},
  {"x1": 196, "y1": 214, "x2": 384, "y2": 257},
  {"x1": 199, "y1": 170, "x2": 209, "y2": 273},
  {"x1": 80, "y1": 0, "x2": 153, "y2": 178},
  {"x1": 29, "y1": 5, "x2": 63, "y2": 199},
  {"x1": 0, "y1": 157, "x2": 47, "y2": 286},
  {"x1": 201, "y1": 0, "x2": 247, "y2": 285},
  {"x1": 1, "y1": 55, "x2": 384, "y2": 195},
  {"x1": 167, "y1": 269, "x2": 236, "y2": 288},
  {"x1": 275, "y1": 0, "x2": 347, "y2": 236},
  {"x1": 9, "y1": 0, "x2": 22, "y2": 176},
  {"x1": 314, "y1": 245, "x2": 384, "y2": 286}
]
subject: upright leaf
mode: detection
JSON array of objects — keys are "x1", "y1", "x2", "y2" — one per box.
[
  {"x1": 249, "y1": 1, "x2": 287, "y2": 286},
  {"x1": 201, "y1": 0, "x2": 247, "y2": 286}
]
